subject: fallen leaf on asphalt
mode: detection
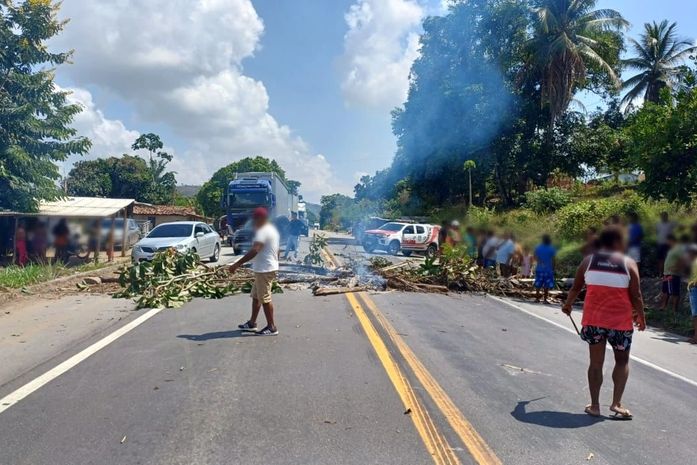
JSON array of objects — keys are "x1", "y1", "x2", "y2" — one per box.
[
  {"x1": 501, "y1": 328, "x2": 508, "y2": 332},
  {"x1": 179, "y1": 366, "x2": 184, "y2": 371},
  {"x1": 120, "y1": 435, "x2": 127, "y2": 444},
  {"x1": 404, "y1": 408, "x2": 412, "y2": 415},
  {"x1": 323, "y1": 420, "x2": 336, "y2": 424},
  {"x1": 586, "y1": 453, "x2": 594, "y2": 461},
  {"x1": 153, "y1": 386, "x2": 159, "y2": 391},
  {"x1": 208, "y1": 368, "x2": 218, "y2": 373}
]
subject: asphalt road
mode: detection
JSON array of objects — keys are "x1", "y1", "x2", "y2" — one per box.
[{"x1": 1, "y1": 234, "x2": 695, "y2": 464}]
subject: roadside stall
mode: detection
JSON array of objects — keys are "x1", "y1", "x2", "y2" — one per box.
[{"x1": 0, "y1": 197, "x2": 136, "y2": 265}]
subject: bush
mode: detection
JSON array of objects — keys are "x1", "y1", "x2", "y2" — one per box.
[
  {"x1": 555, "y1": 191, "x2": 650, "y2": 240},
  {"x1": 524, "y1": 188, "x2": 571, "y2": 214},
  {"x1": 466, "y1": 206, "x2": 495, "y2": 228},
  {"x1": 555, "y1": 241, "x2": 583, "y2": 277}
]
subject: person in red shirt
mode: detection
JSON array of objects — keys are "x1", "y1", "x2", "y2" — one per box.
[{"x1": 562, "y1": 226, "x2": 646, "y2": 420}]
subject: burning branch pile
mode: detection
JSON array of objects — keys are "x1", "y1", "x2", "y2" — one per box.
[{"x1": 367, "y1": 249, "x2": 566, "y2": 302}]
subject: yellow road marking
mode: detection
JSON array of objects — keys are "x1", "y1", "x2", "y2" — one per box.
[
  {"x1": 358, "y1": 292, "x2": 502, "y2": 465},
  {"x1": 322, "y1": 245, "x2": 340, "y2": 268},
  {"x1": 345, "y1": 293, "x2": 460, "y2": 465}
]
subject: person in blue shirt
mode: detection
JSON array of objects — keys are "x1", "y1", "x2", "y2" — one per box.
[
  {"x1": 626, "y1": 212, "x2": 644, "y2": 267},
  {"x1": 534, "y1": 234, "x2": 557, "y2": 304}
]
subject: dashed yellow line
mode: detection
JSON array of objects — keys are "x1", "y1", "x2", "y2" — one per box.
[
  {"x1": 357, "y1": 292, "x2": 502, "y2": 465},
  {"x1": 345, "y1": 293, "x2": 460, "y2": 465}
]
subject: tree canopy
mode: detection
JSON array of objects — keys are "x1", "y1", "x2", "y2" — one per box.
[
  {"x1": 66, "y1": 134, "x2": 177, "y2": 204},
  {"x1": 0, "y1": 0, "x2": 90, "y2": 212},
  {"x1": 196, "y1": 156, "x2": 299, "y2": 218}
]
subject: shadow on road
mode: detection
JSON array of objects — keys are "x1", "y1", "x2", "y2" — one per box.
[
  {"x1": 511, "y1": 400, "x2": 604, "y2": 429},
  {"x1": 177, "y1": 330, "x2": 251, "y2": 341}
]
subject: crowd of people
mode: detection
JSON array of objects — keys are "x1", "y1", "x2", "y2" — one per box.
[
  {"x1": 10, "y1": 218, "x2": 119, "y2": 267},
  {"x1": 439, "y1": 211, "x2": 697, "y2": 344}
]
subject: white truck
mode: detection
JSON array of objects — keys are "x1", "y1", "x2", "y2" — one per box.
[{"x1": 361, "y1": 222, "x2": 441, "y2": 257}]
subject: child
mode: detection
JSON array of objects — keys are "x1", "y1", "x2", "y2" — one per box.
[{"x1": 521, "y1": 246, "x2": 533, "y2": 278}]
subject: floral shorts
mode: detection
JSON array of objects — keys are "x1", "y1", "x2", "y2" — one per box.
[{"x1": 581, "y1": 325, "x2": 633, "y2": 351}]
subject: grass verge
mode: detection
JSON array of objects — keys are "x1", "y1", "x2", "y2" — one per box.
[{"x1": 0, "y1": 261, "x2": 113, "y2": 290}]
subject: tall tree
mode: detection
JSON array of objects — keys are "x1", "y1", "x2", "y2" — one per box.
[
  {"x1": 0, "y1": 0, "x2": 90, "y2": 211},
  {"x1": 196, "y1": 157, "x2": 287, "y2": 217},
  {"x1": 527, "y1": 0, "x2": 627, "y2": 125},
  {"x1": 624, "y1": 87, "x2": 697, "y2": 204},
  {"x1": 621, "y1": 20, "x2": 697, "y2": 109},
  {"x1": 131, "y1": 133, "x2": 176, "y2": 204}
]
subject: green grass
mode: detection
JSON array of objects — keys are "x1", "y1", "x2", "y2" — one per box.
[{"x1": 0, "y1": 261, "x2": 113, "y2": 290}]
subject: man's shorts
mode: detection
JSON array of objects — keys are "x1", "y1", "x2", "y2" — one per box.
[
  {"x1": 662, "y1": 275, "x2": 681, "y2": 296},
  {"x1": 627, "y1": 246, "x2": 641, "y2": 263},
  {"x1": 689, "y1": 287, "x2": 697, "y2": 317},
  {"x1": 534, "y1": 269, "x2": 555, "y2": 289},
  {"x1": 250, "y1": 271, "x2": 277, "y2": 304},
  {"x1": 581, "y1": 325, "x2": 634, "y2": 351},
  {"x1": 657, "y1": 243, "x2": 671, "y2": 260}
]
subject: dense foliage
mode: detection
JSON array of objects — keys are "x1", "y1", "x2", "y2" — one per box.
[
  {"x1": 195, "y1": 157, "x2": 298, "y2": 218},
  {"x1": 332, "y1": 0, "x2": 696, "y2": 227},
  {"x1": 0, "y1": 0, "x2": 90, "y2": 212},
  {"x1": 66, "y1": 134, "x2": 177, "y2": 204}
]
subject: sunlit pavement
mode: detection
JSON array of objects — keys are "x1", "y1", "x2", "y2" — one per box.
[{"x1": 0, "y1": 234, "x2": 695, "y2": 465}]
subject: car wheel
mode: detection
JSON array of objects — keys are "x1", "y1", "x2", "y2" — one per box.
[
  {"x1": 402, "y1": 250, "x2": 412, "y2": 257},
  {"x1": 210, "y1": 244, "x2": 220, "y2": 263},
  {"x1": 426, "y1": 244, "x2": 438, "y2": 258},
  {"x1": 388, "y1": 240, "x2": 401, "y2": 256},
  {"x1": 362, "y1": 240, "x2": 376, "y2": 253}
]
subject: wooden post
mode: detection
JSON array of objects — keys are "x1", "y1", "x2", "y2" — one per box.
[
  {"x1": 94, "y1": 218, "x2": 101, "y2": 264},
  {"x1": 108, "y1": 216, "x2": 115, "y2": 262},
  {"x1": 121, "y1": 208, "x2": 128, "y2": 257},
  {"x1": 12, "y1": 217, "x2": 18, "y2": 265}
]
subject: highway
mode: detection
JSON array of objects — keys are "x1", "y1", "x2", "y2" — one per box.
[{"x1": 1, "y1": 234, "x2": 695, "y2": 464}]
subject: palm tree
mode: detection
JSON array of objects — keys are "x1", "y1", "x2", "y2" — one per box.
[
  {"x1": 621, "y1": 20, "x2": 697, "y2": 108},
  {"x1": 528, "y1": 0, "x2": 628, "y2": 125}
]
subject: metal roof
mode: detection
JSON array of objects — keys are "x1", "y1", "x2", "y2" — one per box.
[{"x1": 0, "y1": 197, "x2": 135, "y2": 218}]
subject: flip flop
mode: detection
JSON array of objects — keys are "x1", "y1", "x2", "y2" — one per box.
[
  {"x1": 584, "y1": 404, "x2": 601, "y2": 417},
  {"x1": 609, "y1": 405, "x2": 633, "y2": 420}
]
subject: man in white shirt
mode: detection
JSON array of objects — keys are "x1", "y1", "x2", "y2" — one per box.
[
  {"x1": 229, "y1": 207, "x2": 281, "y2": 336},
  {"x1": 496, "y1": 233, "x2": 516, "y2": 277}
]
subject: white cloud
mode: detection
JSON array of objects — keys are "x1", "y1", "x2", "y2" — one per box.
[
  {"x1": 52, "y1": 0, "x2": 345, "y2": 201},
  {"x1": 61, "y1": 86, "x2": 140, "y2": 173},
  {"x1": 340, "y1": 0, "x2": 425, "y2": 110}
]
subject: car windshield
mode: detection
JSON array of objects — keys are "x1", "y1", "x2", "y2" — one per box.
[
  {"x1": 229, "y1": 192, "x2": 268, "y2": 208},
  {"x1": 147, "y1": 224, "x2": 193, "y2": 238},
  {"x1": 378, "y1": 223, "x2": 404, "y2": 232}
]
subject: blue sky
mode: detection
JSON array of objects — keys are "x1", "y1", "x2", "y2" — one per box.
[{"x1": 52, "y1": 0, "x2": 696, "y2": 203}]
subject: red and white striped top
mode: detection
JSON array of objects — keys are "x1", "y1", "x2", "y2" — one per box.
[{"x1": 582, "y1": 252, "x2": 634, "y2": 331}]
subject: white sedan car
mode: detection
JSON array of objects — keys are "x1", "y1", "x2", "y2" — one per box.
[{"x1": 132, "y1": 221, "x2": 221, "y2": 263}]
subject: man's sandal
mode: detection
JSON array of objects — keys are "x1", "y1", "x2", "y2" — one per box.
[
  {"x1": 584, "y1": 404, "x2": 601, "y2": 417},
  {"x1": 609, "y1": 405, "x2": 633, "y2": 420}
]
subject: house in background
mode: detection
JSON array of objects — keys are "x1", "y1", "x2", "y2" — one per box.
[{"x1": 132, "y1": 203, "x2": 210, "y2": 233}]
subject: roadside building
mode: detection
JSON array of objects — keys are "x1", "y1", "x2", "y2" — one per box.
[
  {"x1": 132, "y1": 203, "x2": 210, "y2": 233},
  {"x1": 0, "y1": 197, "x2": 136, "y2": 264}
]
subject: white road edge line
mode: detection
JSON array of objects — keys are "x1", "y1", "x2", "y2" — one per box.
[
  {"x1": 0, "y1": 307, "x2": 163, "y2": 415},
  {"x1": 487, "y1": 295, "x2": 697, "y2": 389}
]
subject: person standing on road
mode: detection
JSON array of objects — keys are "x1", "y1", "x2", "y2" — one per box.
[
  {"x1": 686, "y1": 246, "x2": 697, "y2": 344},
  {"x1": 626, "y1": 212, "x2": 644, "y2": 268},
  {"x1": 656, "y1": 212, "x2": 676, "y2": 275},
  {"x1": 533, "y1": 234, "x2": 556, "y2": 304},
  {"x1": 284, "y1": 212, "x2": 304, "y2": 261},
  {"x1": 660, "y1": 234, "x2": 689, "y2": 315},
  {"x1": 562, "y1": 227, "x2": 646, "y2": 420},
  {"x1": 496, "y1": 232, "x2": 515, "y2": 277},
  {"x1": 229, "y1": 207, "x2": 281, "y2": 336}
]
